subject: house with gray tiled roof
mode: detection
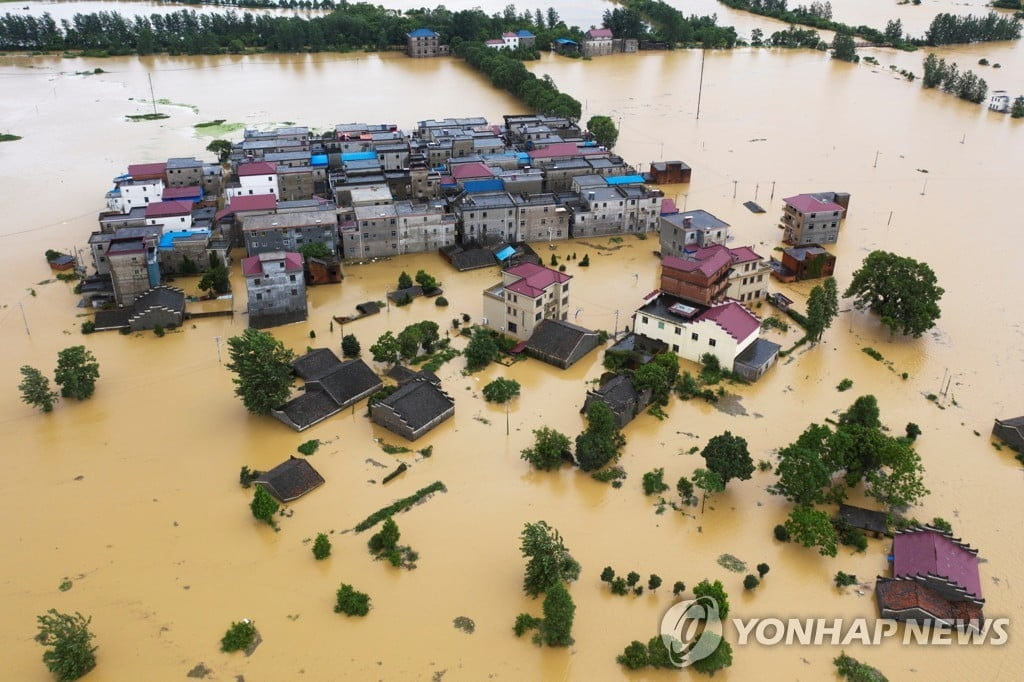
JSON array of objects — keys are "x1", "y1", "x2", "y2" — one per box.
[
  {"x1": 255, "y1": 457, "x2": 325, "y2": 502},
  {"x1": 272, "y1": 349, "x2": 382, "y2": 431},
  {"x1": 370, "y1": 372, "x2": 454, "y2": 441},
  {"x1": 582, "y1": 374, "x2": 652, "y2": 428},
  {"x1": 524, "y1": 319, "x2": 601, "y2": 370}
]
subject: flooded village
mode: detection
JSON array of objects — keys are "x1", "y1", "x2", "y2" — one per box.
[{"x1": 2, "y1": 0, "x2": 1024, "y2": 680}]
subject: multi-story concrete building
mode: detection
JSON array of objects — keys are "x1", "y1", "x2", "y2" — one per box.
[
  {"x1": 108, "y1": 237, "x2": 161, "y2": 305},
  {"x1": 89, "y1": 226, "x2": 161, "y2": 277},
  {"x1": 780, "y1": 192, "x2": 849, "y2": 245},
  {"x1": 228, "y1": 161, "x2": 279, "y2": 199},
  {"x1": 679, "y1": 244, "x2": 770, "y2": 304},
  {"x1": 406, "y1": 28, "x2": 442, "y2": 57},
  {"x1": 455, "y1": 191, "x2": 517, "y2": 244},
  {"x1": 514, "y1": 193, "x2": 568, "y2": 242},
  {"x1": 242, "y1": 251, "x2": 307, "y2": 329},
  {"x1": 144, "y1": 200, "x2": 193, "y2": 231},
  {"x1": 658, "y1": 210, "x2": 730, "y2": 258},
  {"x1": 242, "y1": 211, "x2": 339, "y2": 257},
  {"x1": 395, "y1": 200, "x2": 456, "y2": 253},
  {"x1": 660, "y1": 251, "x2": 732, "y2": 307},
  {"x1": 482, "y1": 262, "x2": 572, "y2": 340},
  {"x1": 165, "y1": 157, "x2": 204, "y2": 187},
  {"x1": 582, "y1": 27, "x2": 615, "y2": 56},
  {"x1": 343, "y1": 203, "x2": 400, "y2": 258}
]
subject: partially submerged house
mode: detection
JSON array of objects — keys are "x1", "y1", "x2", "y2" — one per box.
[
  {"x1": 780, "y1": 192, "x2": 849, "y2": 245},
  {"x1": 370, "y1": 372, "x2": 455, "y2": 441},
  {"x1": 255, "y1": 457, "x2": 325, "y2": 502},
  {"x1": 992, "y1": 416, "x2": 1024, "y2": 452},
  {"x1": 271, "y1": 349, "x2": 382, "y2": 431},
  {"x1": 524, "y1": 319, "x2": 601, "y2": 370},
  {"x1": 92, "y1": 285, "x2": 186, "y2": 332},
  {"x1": 875, "y1": 526, "x2": 985, "y2": 629},
  {"x1": 582, "y1": 374, "x2": 651, "y2": 428},
  {"x1": 648, "y1": 160, "x2": 691, "y2": 184},
  {"x1": 770, "y1": 244, "x2": 836, "y2": 282},
  {"x1": 838, "y1": 504, "x2": 889, "y2": 538}
]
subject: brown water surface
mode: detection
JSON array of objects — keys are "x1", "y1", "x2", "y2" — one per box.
[{"x1": 1, "y1": 20, "x2": 1022, "y2": 682}]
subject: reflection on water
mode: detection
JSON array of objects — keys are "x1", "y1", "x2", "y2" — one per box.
[{"x1": 1, "y1": 15, "x2": 1023, "y2": 680}]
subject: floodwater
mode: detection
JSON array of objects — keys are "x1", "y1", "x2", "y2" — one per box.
[{"x1": 1, "y1": 7, "x2": 1023, "y2": 681}]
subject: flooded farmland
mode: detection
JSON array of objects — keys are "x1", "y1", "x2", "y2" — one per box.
[{"x1": 1, "y1": 4, "x2": 1023, "y2": 679}]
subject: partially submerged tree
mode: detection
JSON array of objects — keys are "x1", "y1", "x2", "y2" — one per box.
[
  {"x1": 693, "y1": 579, "x2": 731, "y2": 619},
  {"x1": 334, "y1": 584, "x2": 371, "y2": 616},
  {"x1": 701, "y1": 431, "x2": 754, "y2": 488},
  {"x1": 226, "y1": 329, "x2": 295, "y2": 415},
  {"x1": 250, "y1": 486, "x2": 279, "y2": 528},
  {"x1": 464, "y1": 327, "x2": 499, "y2": 371},
  {"x1": 844, "y1": 251, "x2": 944, "y2": 337},
  {"x1": 521, "y1": 427, "x2": 572, "y2": 471},
  {"x1": 54, "y1": 346, "x2": 100, "y2": 400},
  {"x1": 539, "y1": 582, "x2": 575, "y2": 646},
  {"x1": 520, "y1": 521, "x2": 580, "y2": 597},
  {"x1": 397, "y1": 271, "x2": 413, "y2": 290},
  {"x1": 692, "y1": 468, "x2": 725, "y2": 513},
  {"x1": 35, "y1": 609, "x2": 97, "y2": 681},
  {"x1": 370, "y1": 330, "x2": 400, "y2": 365},
  {"x1": 414, "y1": 269, "x2": 439, "y2": 292},
  {"x1": 574, "y1": 400, "x2": 626, "y2": 471},
  {"x1": 341, "y1": 334, "x2": 360, "y2": 358},
  {"x1": 312, "y1": 533, "x2": 331, "y2": 560},
  {"x1": 482, "y1": 377, "x2": 521, "y2": 403},
  {"x1": 784, "y1": 504, "x2": 839, "y2": 557},
  {"x1": 805, "y1": 277, "x2": 839, "y2": 342},
  {"x1": 586, "y1": 115, "x2": 619, "y2": 148},
  {"x1": 19, "y1": 365, "x2": 58, "y2": 412}
]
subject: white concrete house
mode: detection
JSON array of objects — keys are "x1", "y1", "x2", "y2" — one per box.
[
  {"x1": 989, "y1": 90, "x2": 1011, "y2": 113},
  {"x1": 228, "y1": 161, "x2": 279, "y2": 198}
]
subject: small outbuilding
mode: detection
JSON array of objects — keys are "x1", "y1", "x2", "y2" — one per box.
[
  {"x1": 992, "y1": 416, "x2": 1024, "y2": 452},
  {"x1": 370, "y1": 372, "x2": 454, "y2": 441},
  {"x1": 733, "y1": 338, "x2": 781, "y2": 382},
  {"x1": 838, "y1": 504, "x2": 889, "y2": 538},
  {"x1": 582, "y1": 374, "x2": 651, "y2": 428},
  {"x1": 255, "y1": 457, "x2": 325, "y2": 502},
  {"x1": 524, "y1": 319, "x2": 601, "y2": 370}
]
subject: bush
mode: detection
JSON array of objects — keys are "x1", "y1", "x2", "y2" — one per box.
[
  {"x1": 743, "y1": 574, "x2": 760, "y2": 590},
  {"x1": 834, "y1": 571, "x2": 858, "y2": 587},
  {"x1": 297, "y1": 439, "x2": 320, "y2": 456},
  {"x1": 335, "y1": 583, "x2": 371, "y2": 616},
  {"x1": 312, "y1": 533, "x2": 331, "y2": 560},
  {"x1": 757, "y1": 563, "x2": 770, "y2": 578},
  {"x1": 220, "y1": 620, "x2": 256, "y2": 652},
  {"x1": 837, "y1": 378, "x2": 853, "y2": 391},
  {"x1": 600, "y1": 566, "x2": 616, "y2": 582},
  {"x1": 905, "y1": 422, "x2": 922, "y2": 441},
  {"x1": 642, "y1": 468, "x2": 669, "y2": 496},
  {"x1": 341, "y1": 334, "x2": 361, "y2": 358},
  {"x1": 579, "y1": 254, "x2": 590, "y2": 267},
  {"x1": 239, "y1": 466, "x2": 262, "y2": 488},
  {"x1": 482, "y1": 377, "x2": 521, "y2": 403},
  {"x1": 513, "y1": 613, "x2": 541, "y2": 637},
  {"x1": 80, "y1": 321, "x2": 95, "y2": 335},
  {"x1": 435, "y1": 296, "x2": 449, "y2": 307},
  {"x1": 35, "y1": 609, "x2": 97, "y2": 680},
  {"x1": 774, "y1": 524, "x2": 790, "y2": 541}
]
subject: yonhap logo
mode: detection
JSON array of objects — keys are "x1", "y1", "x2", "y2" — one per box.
[{"x1": 660, "y1": 596, "x2": 723, "y2": 668}]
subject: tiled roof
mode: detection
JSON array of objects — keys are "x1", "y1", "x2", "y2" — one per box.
[
  {"x1": 697, "y1": 301, "x2": 760, "y2": 341},
  {"x1": 379, "y1": 377, "x2": 454, "y2": 430},
  {"x1": 144, "y1": 200, "x2": 193, "y2": 218},
  {"x1": 525, "y1": 319, "x2": 600, "y2": 368},
  {"x1": 292, "y1": 348, "x2": 343, "y2": 381},
  {"x1": 241, "y1": 251, "x2": 304, "y2": 276},
  {"x1": 727, "y1": 245, "x2": 763, "y2": 263},
  {"x1": 586, "y1": 28, "x2": 614, "y2": 39},
  {"x1": 528, "y1": 142, "x2": 585, "y2": 160},
  {"x1": 449, "y1": 161, "x2": 494, "y2": 180},
  {"x1": 127, "y1": 162, "x2": 166, "y2": 177},
  {"x1": 504, "y1": 262, "x2": 570, "y2": 298},
  {"x1": 314, "y1": 359, "x2": 382, "y2": 407},
  {"x1": 784, "y1": 193, "x2": 845, "y2": 214},
  {"x1": 660, "y1": 197, "x2": 678, "y2": 215},
  {"x1": 487, "y1": 39, "x2": 506, "y2": 45},
  {"x1": 162, "y1": 186, "x2": 201, "y2": 200},
  {"x1": 893, "y1": 527, "x2": 982, "y2": 599},
  {"x1": 224, "y1": 193, "x2": 277, "y2": 216},
  {"x1": 133, "y1": 285, "x2": 185, "y2": 314},
  {"x1": 237, "y1": 161, "x2": 277, "y2": 177},
  {"x1": 274, "y1": 389, "x2": 341, "y2": 429},
  {"x1": 255, "y1": 457, "x2": 325, "y2": 502},
  {"x1": 663, "y1": 247, "x2": 732, "y2": 279}
]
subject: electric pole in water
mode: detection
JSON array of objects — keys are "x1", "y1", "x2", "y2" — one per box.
[
  {"x1": 214, "y1": 336, "x2": 222, "y2": 364},
  {"x1": 696, "y1": 48, "x2": 706, "y2": 120},
  {"x1": 18, "y1": 301, "x2": 30, "y2": 335},
  {"x1": 148, "y1": 73, "x2": 157, "y2": 116},
  {"x1": 732, "y1": 180, "x2": 737, "y2": 198}
]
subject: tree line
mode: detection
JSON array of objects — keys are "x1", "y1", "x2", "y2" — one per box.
[
  {"x1": 922, "y1": 53, "x2": 989, "y2": 104},
  {"x1": 611, "y1": 0, "x2": 739, "y2": 48}
]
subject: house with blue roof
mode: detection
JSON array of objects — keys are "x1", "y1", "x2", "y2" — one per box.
[{"x1": 407, "y1": 28, "x2": 448, "y2": 58}]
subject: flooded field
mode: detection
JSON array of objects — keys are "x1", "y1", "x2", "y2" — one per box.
[{"x1": 1, "y1": 6, "x2": 1023, "y2": 680}]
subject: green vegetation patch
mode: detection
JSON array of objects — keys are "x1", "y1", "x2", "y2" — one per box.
[
  {"x1": 126, "y1": 113, "x2": 169, "y2": 121},
  {"x1": 0, "y1": 133, "x2": 23, "y2": 142},
  {"x1": 194, "y1": 121, "x2": 245, "y2": 137},
  {"x1": 717, "y1": 553, "x2": 747, "y2": 573},
  {"x1": 353, "y1": 481, "x2": 446, "y2": 532}
]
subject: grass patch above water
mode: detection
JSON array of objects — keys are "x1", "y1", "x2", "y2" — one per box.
[
  {"x1": 0, "y1": 133, "x2": 23, "y2": 142},
  {"x1": 717, "y1": 553, "x2": 747, "y2": 573},
  {"x1": 353, "y1": 481, "x2": 447, "y2": 532},
  {"x1": 194, "y1": 121, "x2": 245, "y2": 137},
  {"x1": 126, "y1": 113, "x2": 169, "y2": 121}
]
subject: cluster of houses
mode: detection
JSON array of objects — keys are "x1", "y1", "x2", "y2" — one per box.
[{"x1": 406, "y1": 26, "x2": 654, "y2": 60}]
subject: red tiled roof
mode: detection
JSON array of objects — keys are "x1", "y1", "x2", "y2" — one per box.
[
  {"x1": 586, "y1": 28, "x2": 614, "y2": 39},
  {"x1": 876, "y1": 579, "x2": 984, "y2": 623},
  {"x1": 727, "y1": 245, "x2": 763, "y2": 263},
  {"x1": 128, "y1": 162, "x2": 166, "y2": 178},
  {"x1": 144, "y1": 200, "x2": 193, "y2": 218},
  {"x1": 660, "y1": 197, "x2": 678, "y2": 215},
  {"x1": 502, "y1": 32, "x2": 517, "y2": 37},
  {"x1": 504, "y1": 262, "x2": 571, "y2": 298},
  {"x1": 784, "y1": 193, "x2": 844, "y2": 214},
  {"x1": 231, "y1": 194, "x2": 278, "y2": 212},
  {"x1": 528, "y1": 142, "x2": 586, "y2": 160},
  {"x1": 697, "y1": 301, "x2": 760, "y2": 341},
  {"x1": 449, "y1": 161, "x2": 494, "y2": 180},
  {"x1": 162, "y1": 186, "x2": 201, "y2": 200},
  {"x1": 242, "y1": 251, "x2": 303, "y2": 276},
  {"x1": 486, "y1": 39, "x2": 505, "y2": 45},
  {"x1": 664, "y1": 246, "x2": 733, "y2": 278},
  {"x1": 237, "y1": 161, "x2": 278, "y2": 177},
  {"x1": 893, "y1": 528, "x2": 982, "y2": 599}
]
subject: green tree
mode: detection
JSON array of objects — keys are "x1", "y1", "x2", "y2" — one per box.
[
  {"x1": 370, "y1": 330, "x2": 400, "y2": 364},
  {"x1": 834, "y1": 651, "x2": 888, "y2": 682},
  {"x1": 701, "y1": 431, "x2": 754, "y2": 487},
  {"x1": 839, "y1": 394, "x2": 881, "y2": 429},
  {"x1": 864, "y1": 436, "x2": 929, "y2": 507},
  {"x1": 226, "y1": 329, "x2": 295, "y2": 415},
  {"x1": 1012, "y1": 95, "x2": 1024, "y2": 118},
  {"x1": 521, "y1": 427, "x2": 572, "y2": 471},
  {"x1": 341, "y1": 334, "x2": 360, "y2": 358},
  {"x1": 772, "y1": 423, "x2": 835, "y2": 505},
  {"x1": 642, "y1": 468, "x2": 669, "y2": 495},
  {"x1": 397, "y1": 271, "x2": 413, "y2": 290},
  {"x1": 805, "y1": 277, "x2": 839, "y2": 342},
  {"x1": 54, "y1": 346, "x2": 100, "y2": 400},
  {"x1": 692, "y1": 468, "x2": 725, "y2": 512},
  {"x1": 648, "y1": 574, "x2": 662, "y2": 591},
  {"x1": 676, "y1": 475, "x2": 694, "y2": 503},
  {"x1": 368, "y1": 517, "x2": 400, "y2": 554},
  {"x1": 844, "y1": 251, "x2": 944, "y2": 337},
  {"x1": 312, "y1": 533, "x2": 331, "y2": 560},
  {"x1": 831, "y1": 32, "x2": 858, "y2": 62},
  {"x1": 298, "y1": 241, "x2": 332, "y2": 259},
  {"x1": 334, "y1": 583, "x2": 371, "y2": 616},
  {"x1": 396, "y1": 324, "x2": 424, "y2": 361},
  {"x1": 784, "y1": 504, "x2": 838, "y2": 556},
  {"x1": 540, "y1": 582, "x2": 575, "y2": 646},
  {"x1": 586, "y1": 115, "x2": 619, "y2": 148},
  {"x1": 744, "y1": 574, "x2": 760, "y2": 590},
  {"x1": 19, "y1": 365, "x2": 59, "y2": 412},
  {"x1": 633, "y1": 361, "x2": 671, "y2": 406},
  {"x1": 250, "y1": 485, "x2": 279, "y2": 528},
  {"x1": 198, "y1": 256, "x2": 230, "y2": 295},
  {"x1": 693, "y1": 579, "x2": 730, "y2": 619},
  {"x1": 617, "y1": 640, "x2": 649, "y2": 669},
  {"x1": 220, "y1": 620, "x2": 256, "y2": 652},
  {"x1": 464, "y1": 327, "x2": 499, "y2": 371},
  {"x1": 520, "y1": 521, "x2": 580, "y2": 597},
  {"x1": 690, "y1": 634, "x2": 734, "y2": 676},
  {"x1": 884, "y1": 18, "x2": 903, "y2": 43},
  {"x1": 206, "y1": 138, "x2": 232, "y2": 164},
  {"x1": 757, "y1": 563, "x2": 770, "y2": 578},
  {"x1": 414, "y1": 269, "x2": 439, "y2": 292},
  {"x1": 482, "y1": 377, "x2": 521, "y2": 403},
  {"x1": 35, "y1": 609, "x2": 97, "y2": 681},
  {"x1": 574, "y1": 400, "x2": 626, "y2": 471},
  {"x1": 600, "y1": 566, "x2": 616, "y2": 582}
]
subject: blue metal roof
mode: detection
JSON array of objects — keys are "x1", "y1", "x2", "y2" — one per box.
[
  {"x1": 606, "y1": 175, "x2": 645, "y2": 186},
  {"x1": 464, "y1": 178, "x2": 504, "y2": 193},
  {"x1": 311, "y1": 154, "x2": 328, "y2": 167},
  {"x1": 555, "y1": 38, "x2": 578, "y2": 45},
  {"x1": 495, "y1": 246, "x2": 516, "y2": 261},
  {"x1": 516, "y1": 30, "x2": 535, "y2": 38},
  {"x1": 341, "y1": 151, "x2": 377, "y2": 162},
  {"x1": 408, "y1": 28, "x2": 439, "y2": 38},
  {"x1": 159, "y1": 229, "x2": 210, "y2": 249}
]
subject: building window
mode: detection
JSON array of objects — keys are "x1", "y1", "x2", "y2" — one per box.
[
  {"x1": 672, "y1": 344, "x2": 679, "y2": 352},
  {"x1": 256, "y1": 293, "x2": 263, "y2": 301},
  {"x1": 709, "y1": 338, "x2": 717, "y2": 347},
  {"x1": 508, "y1": 322, "x2": 517, "y2": 333},
  {"x1": 254, "y1": 278, "x2": 261, "y2": 285},
  {"x1": 642, "y1": 316, "x2": 649, "y2": 324},
  {"x1": 291, "y1": 288, "x2": 298, "y2": 296},
  {"x1": 535, "y1": 312, "x2": 542, "y2": 321},
  {"x1": 657, "y1": 321, "x2": 664, "y2": 330},
  {"x1": 289, "y1": 275, "x2": 296, "y2": 282},
  {"x1": 674, "y1": 327, "x2": 681, "y2": 335},
  {"x1": 691, "y1": 332, "x2": 698, "y2": 341}
]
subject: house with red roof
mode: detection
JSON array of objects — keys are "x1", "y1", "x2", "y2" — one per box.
[
  {"x1": 482, "y1": 262, "x2": 573, "y2": 341},
  {"x1": 227, "y1": 161, "x2": 279, "y2": 200},
  {"x1": 684, "y1": 244, "x2": 770, "y2": 304},
  {"x1": 780, "y1": 191, "x2": 850, "y2": 244},
  {"x1": 242, "y1": 251, "x2": 307, "y2": 329},
  {"x1": 876, "y1": 526, "x2": 985, "y2": 630},
  {"x1": 144, "y1": 200, "x2": 194, "y2": 230},
  {"x1": 583, "y1": 27, "x2": 615, "y2": 56}
]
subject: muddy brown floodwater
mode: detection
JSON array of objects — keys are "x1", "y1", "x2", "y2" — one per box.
[{"x1": 1, "y1": 4, "x2": 1023, "y2": 679}]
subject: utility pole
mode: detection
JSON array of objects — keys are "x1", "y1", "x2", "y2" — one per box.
[
  {"x1": 148, "y1": 73, "x2": 157, "y2": 116},
  {"x1": 696, "y1": 48, "x2": 706, "y2": 120},
  {"x1": 18, "y1": 301, "x2": 30, "y2": 335},
  {"x1": 887, "y1": 211, "x2": 893, "y2": 226},
  {"x1": 873, "y1": 150, "x2": 879, "y2": 168},
  {"x1": 506, "y1": 402, "x2": 510, "y2": 436},
  {"x1": 385, "y1": 285, "x2": 390, "y2": 311},
  {"x1": 732, "y1": 180, "x2": 737, "y2": 199},
  {"x1": 683, "y1": 193, "x2": 689, "y2": 211},
  {"x1": 754, "y1": 183, "x2": 759, "y2": 201},
  {"x1": 613, "y1": 309, "x2": 619, "y2": 338},
  {"x1": 770, "y1": 181, "x2": 776, "y2": 201},
  {"x1": 921, "y1": 178, "x2": 928, "y2": 196},
  {"x1": 214, "y1": 336, "x2": 222, "y2": 364}
]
